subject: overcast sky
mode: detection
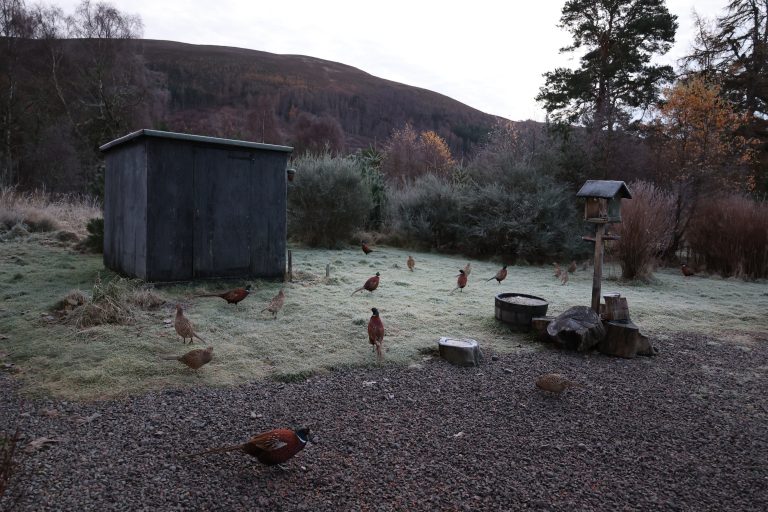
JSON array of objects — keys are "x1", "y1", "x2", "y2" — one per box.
[{"x1": 55, "y1": 0, "x2": 727, "y2": 121}]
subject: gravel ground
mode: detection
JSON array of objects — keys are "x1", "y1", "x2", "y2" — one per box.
[{"x1": 1, "y1": 332, "x2": 767, "y2": 511}]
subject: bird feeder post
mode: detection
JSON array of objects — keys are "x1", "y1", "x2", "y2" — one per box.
[
  {"x1": 325, "y1": 263, "x2": 330, "y2": 278},
  {"x1": 576, "y1": 181, "x2": 632, "y2": 315},
  {"x1": 590, "y1": 223, "x2": 605, "y2": 313}
]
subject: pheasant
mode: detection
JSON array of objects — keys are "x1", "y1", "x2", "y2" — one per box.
[
  {"x1": 362, "y1": 242, "x2": 373, "y2": 255},
  {"x1": 162, "y1": 347, "x2": 213, "y2": 370},
  {"x1": 535, "y1": 374, "x2": 581, "y2": 395},
  {"x1": 463, "y1": 262, "x2": 472, "y2": 277},
  {"x1": 407, "y1": 255, "x2": 415, "y2": 272},
  {"x1": 450, "y1": 269, "x2": 468, "y2": 294},
  {"x1": 174, "y1": 305, "x2": 207, "y2": 344},
  {"x1": 486, "y1": 264, "x2": 508, "y2": 284},
  {"x1": 352, "y1": 272, "x2": 380, "y2": 295},
  {"x1": 185, "y1": 428, "x2": 312, "y2": 467},
  {"x1": 553, "y1": 263, "x2": 562, "y2": 278},
  {"x1": 567, "y1": 260, "x2": 577, "y2": 273},
  {"x1": 560, "y1": 270, "x2": 569, "y2": 285},
  {"x1": 197, "y1": 284, "x2": 251, "y2": 305},
  {"x1": 367, "y1": 307, "x2": 384, "y2": 362},
  {"x1": 261, "y1": 289, "x2": 285, "y2": 319},
  {"x1": 681, "y1": 263, "x2": 695, "y2": 277}
]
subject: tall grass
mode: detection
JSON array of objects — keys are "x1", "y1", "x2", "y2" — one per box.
[
  {"x1": 0, "y1": 186, "x2": 101, "y2": 236},
  {"x1": 687, "y1": 194, "x2": 768, "y2": 279},
  {"x1": 613, "y1": 181, "x2": 675, "y2": 280}
]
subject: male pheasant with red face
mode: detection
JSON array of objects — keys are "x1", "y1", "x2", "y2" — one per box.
[
  {"x1": 367, "y1": 307, "x2": 384, "y2": 361},
  {"x1": 352, "y1": 272, "x2": 380, "y2": 295},
  {"x1": 486, "y1": 264, "x2": 508, "y2": 284},
  {"x1": 450, "y1": 269, "x2": 468, "y2": 294},
  {"x1": 197, "y1": 284, "x2": 251, "y2": 305},
  {"x1": 681, "y1": 263, "x2": 695, "y2": 277},
  {"x1": 361, "y1": 242, "x2": 373, "y2": 255},
  {"x1": 185, "y1": 427, "x2": 312, "y2": 467}
]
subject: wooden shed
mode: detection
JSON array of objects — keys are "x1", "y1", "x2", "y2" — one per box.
[{"x1": 99, "y1": 129, "x2": 293, "y2": 282}]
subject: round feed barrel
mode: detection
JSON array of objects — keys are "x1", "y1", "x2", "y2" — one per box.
[{"x1": 495, "y1": 293, "x2": 549, "y2": 332}]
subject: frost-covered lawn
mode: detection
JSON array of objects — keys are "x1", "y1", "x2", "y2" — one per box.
[{"x1": 1, "y1": 237, "x2": 766, "y2": 400}]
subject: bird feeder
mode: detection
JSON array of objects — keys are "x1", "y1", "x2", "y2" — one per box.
[
  {"x1": 577, "y1": 180, "x2": 632, "y2": 313},
  {"x1": 576, "y1": 180, "x2": 632, "y2": 223}
]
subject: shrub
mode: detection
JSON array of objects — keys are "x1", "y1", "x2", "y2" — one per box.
[
  {"x1": 387, "y1": 174, "x2": 465, "y2": 251},
  {"x1": 288, "y1": 153, "x2": 372, "y2": 248},
  {"x1": 687, "y1": 194, "x2": 768, "y2": 278},
  {"x1": 84, "y1": 217, "x2": 104, "y2": 253},
  {"x1": 386, "y1": 167, "x2": 585, "y2": 262},
  {"x1": 613, "y1": 181, "x2": 675, "y2": 280},
  {"x1": 458, "y1": 166, "x2": 582, "y2": 263}
]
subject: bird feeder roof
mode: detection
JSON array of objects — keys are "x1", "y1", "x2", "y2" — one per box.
[
  {"x1": 576, "y1": 180, "x2": 632, "y2": 199},
  {"x1": 100, "y1": 129, "x2": 294, "y2": 153}
]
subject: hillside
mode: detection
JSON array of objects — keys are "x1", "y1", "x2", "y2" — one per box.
[{"x1": 136, "y1": 39, "x2": 499, "y2": 154}]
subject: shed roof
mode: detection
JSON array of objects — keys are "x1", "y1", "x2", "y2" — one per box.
[
  {"x1": 576, "y1": 180, "x2": 632, "y2": 199},
  {"x1": 99, "y1": 129, "x2": 294, "y2": 153}
]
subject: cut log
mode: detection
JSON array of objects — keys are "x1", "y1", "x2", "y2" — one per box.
[
  {"x1": 531, "y1": 316, "x2": 555, "y2": 342},
  {"x1": 546, "y1": 306, "x2": 606, "y2": 352},
  {"x1": 598, "y1": 321, "x2": 657, "y2": 358},
  {"x1": 602, "y1": 293, "x2": 630, "y2": 322},
  {"x1": 438, "y1": 337, "x2": 481, "y2": 367}
]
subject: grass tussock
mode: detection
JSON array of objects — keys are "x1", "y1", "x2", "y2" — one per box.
[
  {"x1": 58, "y1": 275, "x2": 165, "y2": 328},
  {"x1": 0, "y1": 186, "x2": 101, "y2": 236}
]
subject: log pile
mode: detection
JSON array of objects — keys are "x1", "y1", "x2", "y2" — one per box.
[{"x1": 544, "y1": 294, "x2": 657, "y2": 358}]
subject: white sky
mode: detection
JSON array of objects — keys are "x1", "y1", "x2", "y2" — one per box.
[{"x1": 55, "y1": 0, "x2": 727, "y2": 121}]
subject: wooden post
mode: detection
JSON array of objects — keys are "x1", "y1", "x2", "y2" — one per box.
[
  {"x1": 591, "y1": 223, "x2": 605, "y2": 314},
  {"x1": 325, "y1": 263, "x2": 330, "y2": 277},
  {"x1": 287, "y1": 250, "x2": 293, "y2": 282}
]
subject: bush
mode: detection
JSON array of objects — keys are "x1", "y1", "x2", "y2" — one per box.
[
  {"x1": 84, "y1": 217, "x2": 104, "y2": 253},
  {"x1": 687, "y1": 194, "x2": 768, "y2": 278},
  {"x1": 386, "y1": 166, "x2": 585, "y2": 263},
  {"x1": 613, "y1": 181, "x2": 675, "y2": 280},
  {"x1": 387, "y1": 174, "x2": 465, "y2": 251},
  {"x1": 288, "y1": 153, "x2": 372, "y2": 248}
]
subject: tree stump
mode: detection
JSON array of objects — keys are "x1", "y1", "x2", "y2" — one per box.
[
  {"x1": 546, "y1": 306, "x2": 606, "y2": 352},
  {"x1": 598, "y1": 321, "x2": 657, "y2": 358},
  {"x1": 438, "y1": 337, "x2": 481, "y2": 367},
  {"x1": 601, "y1": 293, "x2": 630, "y2": 322},
  {"x1": 531, "y1": 316, "x2": 555, "y2": 342}
]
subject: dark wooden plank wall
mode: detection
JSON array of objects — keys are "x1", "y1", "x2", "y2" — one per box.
[
  {"x1": 249, "y1": 150, "x2": 287, "y2": 278},
  {"x1": 103, "y1": 142, "x2": 147, "y2": 279},
  {"x1": 146, "y1": 139, "x2": 195, "y2": 281},
  {"x1": 104, "y1": 135, "x2": 288, "y2": 281},
  {"x1": 193, "y1": 147, "x2": 255, "y2": 278}
]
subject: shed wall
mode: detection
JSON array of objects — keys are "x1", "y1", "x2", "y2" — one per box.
[
  {"x1": 103, "y1": 142, "x2": 147, "y2": 279},
  {"x1": 145, "y1": 139, "x2": 194, "y2": 281}
]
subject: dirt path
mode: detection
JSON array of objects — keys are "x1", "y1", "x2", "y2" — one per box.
[{"x1": 2, "y1": 332, "x2": 767, "y2": 511}]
